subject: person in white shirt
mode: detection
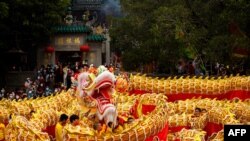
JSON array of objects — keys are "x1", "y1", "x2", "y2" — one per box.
[
  {"x1": 0, "y1": 88, "x2": 5, "y2": 99},
  {"x1": 15, "y1": 94, "x2": 20, "y2": 100},
  {"x1": 9, "y1": 92, "x2": 15, "y2": 100},
  {"x1": 0, "y1": 93, "x2": 3, "y2": 99}
]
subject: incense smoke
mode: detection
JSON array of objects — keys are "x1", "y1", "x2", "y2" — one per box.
[{"x1": 101, "y1": 0, "x2": 122, "y2": 17}]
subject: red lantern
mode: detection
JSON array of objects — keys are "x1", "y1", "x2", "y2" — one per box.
[
  {"x1": 80, "y1": 44, "x2": 90, "y2": 52},
  {"x1": 45, "y1": 46, "x2": 55, "y2": 53}
]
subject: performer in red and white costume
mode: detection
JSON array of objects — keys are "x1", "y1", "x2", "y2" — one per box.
[{"x1": 77, "y1": 66, "x2": 118, "y2": 128}]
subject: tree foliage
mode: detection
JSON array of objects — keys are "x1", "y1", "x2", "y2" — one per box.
[
  {"x1": 0, "y1": 0, "x2": 70, "y2": 50},
  {"x1": 0, "y1": 2, "x2": 9, "y2": 18},
  {"x1": 110, "y1": 0, "x2": 250, "y2": 73}
]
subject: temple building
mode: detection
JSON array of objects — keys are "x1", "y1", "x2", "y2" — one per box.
[
  {"x1": 37, "y1": 0, "x2": 111, "y2": 67},
  {"x1": 4, "y1": 0, "x2": 111, "y2": 89}
]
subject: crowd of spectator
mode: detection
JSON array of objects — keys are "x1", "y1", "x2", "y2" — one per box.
[
  {"x1": 0, "y1": 62, "x2": 117, "y2": 100},
  {"x1": 0, "y1": 64, "x2": 66, "y2": 100},
  {"x1": 176, "y1": 57, "x2": 248, "y2": 76}
]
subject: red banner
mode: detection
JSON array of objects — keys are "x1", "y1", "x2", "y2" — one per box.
[
  {"x1": 129, "y1": 89, "x2": 250, "y2": 102},
  {"x1": 146, "y1": 123, "x2": 168, "y2": 141},
  {"x1": 204, "y1": 122, "x2": 223, "y2": 138},
  {"x1": 167, "y1": 90, "x2": 250, "y2": 102}
]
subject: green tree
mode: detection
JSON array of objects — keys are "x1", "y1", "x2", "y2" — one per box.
[
  {"x1": 110, "y1": 0, "x2": 194, "y2": 73},
  {"x1": 0, "y1": 0, "x2": 70, "y2": 87},
  {"x1": 188, "y1": 0, "x2": 250, "y2": 64},
  {"x1": 110, "y1": 0, "x2": 250, "y2": 74},
  {"x1": 0, "y1": 0, "x2": 70, "y2": 50},
  {"x1": 0, "y1": 2, "x2": 9, "y2": 19}
]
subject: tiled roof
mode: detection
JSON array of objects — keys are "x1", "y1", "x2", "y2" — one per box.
[
  {"x1": 86, "y1": 34, "x2": 106, "y2": 42},
  {"x1": 54, "y1": 25, "x2": 91, "y2": 33}
]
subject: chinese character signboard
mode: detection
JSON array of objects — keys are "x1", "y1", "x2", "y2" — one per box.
[
  {"x1": 55, "y1": 36, "x2": 83, "y2": 46},
  {"x1": 54, "y1": 35, "x2": 85, "y2": 51}
]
